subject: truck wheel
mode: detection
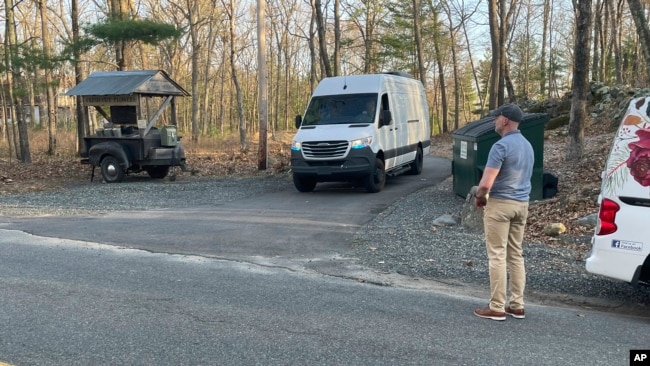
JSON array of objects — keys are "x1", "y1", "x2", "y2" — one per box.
[
  {"x1": 293, "y1": 174, "x2": 317, "y2": 192},
  {"x1": 100, "y1": 155, "x2": 125, "y2": 183},
  {"x1": 364, "y1": 158, "x2": 385, "y2": 193},
  {"x1": 407, "y1": 146, "x2": 423, "y2": 175},
  {"x1": 146, "y1": 166, "x2": 170, "y2": 179}
]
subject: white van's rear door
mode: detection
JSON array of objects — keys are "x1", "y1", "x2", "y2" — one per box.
[{"x1": 587, "y1": 96, "x2": 650, "y2": 284}]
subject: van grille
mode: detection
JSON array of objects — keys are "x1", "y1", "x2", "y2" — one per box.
[{"x1": 302, "y1": 140, "x2": 349, "y2": 159}]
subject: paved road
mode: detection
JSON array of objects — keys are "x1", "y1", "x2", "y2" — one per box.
[
  {"x1": 1, "y1": 230, "x2": 647, "y2": 366},
  {"x1": 0, "y1": 157, "x2": 450, "y2": 277}
]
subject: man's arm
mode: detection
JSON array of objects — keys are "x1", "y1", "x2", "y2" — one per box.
[{"x1": 475, "y1": 166, "x2": 500, "y2": 207}]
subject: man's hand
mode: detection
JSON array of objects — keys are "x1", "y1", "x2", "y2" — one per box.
[{"x1": 475, "y1": 195, "x2": 487, "y2": 208}]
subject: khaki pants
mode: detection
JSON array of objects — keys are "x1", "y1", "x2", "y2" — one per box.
[{"x1": 483, "y1": 198, "x2": 529, "y2": 312}]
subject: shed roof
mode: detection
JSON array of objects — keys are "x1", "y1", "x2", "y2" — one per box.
[{"x1": 66, "y1": 70, "x2": 190, "y2": 97}]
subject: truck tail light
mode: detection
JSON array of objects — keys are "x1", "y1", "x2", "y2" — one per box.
[{"x1": 596, "y1": 198, "x2": 620, "y2": 235}]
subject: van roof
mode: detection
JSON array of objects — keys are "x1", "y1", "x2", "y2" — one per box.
[{"x1": 312, "y1": 73, "x2": 422, "y2": 96}]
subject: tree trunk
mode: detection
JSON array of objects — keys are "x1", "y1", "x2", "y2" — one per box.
[
  {"x1": 412, "y1": 0, "x2": 426, "y2": 87},
  {"x1": 0, "y1": 78, "x2": 15, "y2": 160},
  {"x1": 110, "y1": 0, "x2": 129, "y2": 70},
  {"x1": 333, "y1": 0, "x2": 340, "y2": 76},
  {"x1": 592, "y1": 0, "x2": 602, "y2": 81},
  {"x1": 187, "y1": 0, "x2": 200, "y2": 142},
  {"x1": 497, "y1": 0, "x2": 509, "y2": 105},
  {"x1": 607, "y1": 0, "x2": 622, "y2": 84},
  {"x1": 540, "y1": 0, "x2": 550, "y2": 95},
  {"x1": 71, "y1": 0, "x2": 87, "y2": 154},
  {"x1": 227, "y1": 0, "x2": 247, "y2": 151},
  {"x1": 461, "y1": 13, "x2": 484, "y2": 114},
  {"x1": 444, "y1": 6, "x2": 460, "y2": 130},
  {"x1": 433, "y1": 10, "x2": 448, "y2": 134},
  {"x1": 257, "y1": 0, "x2": 268, "y2": 170},
  {"x1": 627, "y1": 0, "x2": 650, "y2": 81},
  {"x1": 309, "y1": 1, "x2": 318, "y2": 89},
  {"x1": 487, "y1": 0, "x2": 500, "y2": 109},
  {"x1": 5, "y1": 0, "x2": 30, "y2": 163},
  {"x1": 39, "y1": 0, "x2": 57, "y2": 156},
  {"x1": 567, "y1": 0, "x2": 592, "y2": 161},
  {"x1": 313, "y1": 0, "x2": 332, "y2": 77}
]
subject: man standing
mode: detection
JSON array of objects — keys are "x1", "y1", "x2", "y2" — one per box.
[{"x1": 474, "y1": 103, "x2": 534, "y2": 321}]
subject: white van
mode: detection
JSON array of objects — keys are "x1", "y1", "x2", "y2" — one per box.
[
  {"x1": 586, "y1": 96, "x2": 650, "y2": 285},
  {"x1": 291, "y1": 72, "x2": 431, "y2": 193}
]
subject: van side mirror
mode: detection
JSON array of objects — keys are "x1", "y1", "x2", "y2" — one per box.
[
  {"x1": 295, "y1": 115, "x2": 302, "y2": 129},
  {"x1": 380, "y1": 110, "x2": 392, "y2": 127}
]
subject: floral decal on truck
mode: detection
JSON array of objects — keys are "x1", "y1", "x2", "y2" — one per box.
[
  {"x1": 627, "y1": 129, "x2": 650, "y2": 186},
  {"x1": 603, "y1": 97, "x2": 650, "y2": 196}
]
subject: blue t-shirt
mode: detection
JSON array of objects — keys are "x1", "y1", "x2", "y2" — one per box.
[{"x1": 485, "y1": 130, "x2": 534, "y2": 201}]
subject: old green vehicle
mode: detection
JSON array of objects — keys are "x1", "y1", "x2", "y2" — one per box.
[{"x1": 66, "y1": 70, "x2": 190, "y2": 183}]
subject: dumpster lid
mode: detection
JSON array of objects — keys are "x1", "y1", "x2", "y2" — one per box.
[
  {"x1": 452, "y1": 113, "x2": 548, "y2": 139},
  {"x1": 452, "y1": 116, "x2": 494, "y2": 139}
]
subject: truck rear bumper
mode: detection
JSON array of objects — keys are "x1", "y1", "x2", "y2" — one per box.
[{"x1": 586, "y1": 237, "x2": 644, "y2": 284}]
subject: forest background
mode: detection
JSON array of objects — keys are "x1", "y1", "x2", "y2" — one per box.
[{"x1": 1, "y1": 0, "x2": 650, "y2": 170}]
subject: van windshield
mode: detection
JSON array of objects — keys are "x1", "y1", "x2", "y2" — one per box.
[{"x1": 302, "y1": 93, "x2": 378, "y2": 126}]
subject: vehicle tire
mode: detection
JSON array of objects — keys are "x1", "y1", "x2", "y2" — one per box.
[
  {"x1": 364, "y1": 158, "x2": 385, "y2": 193},
  {"x1": 146, "y1": 166, "x2": 170, "y2": 179},
  {"x1": 407, "y1": 146, "x2": 423, "y2": 175},
  {"x1": 293, "y1": 174, "x2": 317, "y2": 192},
  {"x1": 100, "y1": 155, "x2": 125, "y2": 183}
]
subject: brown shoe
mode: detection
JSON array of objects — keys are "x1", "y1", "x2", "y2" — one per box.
[
  {"x1": 505, "y1": 306, "x2": 525, "y2": 319},
  {"x1": 474, "y1": 307, "x2": 506, "y2": 321}
]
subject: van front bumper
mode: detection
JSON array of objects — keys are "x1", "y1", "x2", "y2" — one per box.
[{"x1": 291, "y1": 149, "x2": 374, "y2": 181}]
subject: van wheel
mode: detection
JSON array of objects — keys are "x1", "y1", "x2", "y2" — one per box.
[
  {"x1": 146, "y1": 166, "x2": 170, "y2": 179},
  {"x1": 293, "y1": 174, "x2": 317, "y2": 192},
  {"x1": 364, "y1": 158, "x2": 385, "y2": 193},
  {"x1": 407, "y1": 146, "x2": 423, "y2": 175},
  {"x1": 100, "y1": 155, "x2": 125, "y2": 183}
]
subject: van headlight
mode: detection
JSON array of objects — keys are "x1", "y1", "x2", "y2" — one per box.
[
  {"x1": 291, "y1": 141, "x2": 302, "y2": 151},
  {"x1": 351, "y1": 136, "x2": 372, "y2": 149}
]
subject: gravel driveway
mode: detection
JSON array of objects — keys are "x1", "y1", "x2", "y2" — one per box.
[
  {"x1": 351, "y1": 177, "x2": 650, "y2": 317},
  {"x1": 1, "y1": 173, "x2": 648, "y2": 317}
]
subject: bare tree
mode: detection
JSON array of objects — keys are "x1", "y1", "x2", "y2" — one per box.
[
  {"x1": 430, "y1": 5, "x2": 449, "y2": 133},
  {"x1": 258, "y1": 0, "x2": 268, "y2": 169},
  {"x1": 223, "y1": 0, "x2": 247, "y2": 151},
  {"x1": 344, "y1": 0, "x2": 384, "y2": 73},
  {"x1": 592, "y1": 0, "x2": 603, "y2": 82},
  {"x1": 39, "y1": 0, "x2": 57, "y2": 155},
  {"x1": 567, "y1": 0, "x2": 592, "y2": 161},
  {"x1": 333, "y1": 0, "x2": 341, "y2": 76},
  {"x1": 607, "y1": 0, "x2": 624, "y2": 84},
  {"x1": 487, "y1": 0, "x2": 517, "y2": 108},
  {"x1": 412, "y1": 0, "x2": 426, "y2": 86},
  {"x1": 170, "y1": 0, "x2": 204, "y2": 142},
  {"x1": 71, "y1": 0, "x2": 88, "y2": 154},
  {"x1": 442, "y1": 2, "x2": 461, "y2": 130},
  {"x1": 459, "y1": 1, "x2": 484, "y2": 113},
  {"x1": 627, "y1": 0, "x2": 650, "y2": 82},
  {"x1": 313, "y1": 0, "x2": 332, "y2": 77},
  {"x1": 487, "y1": 0, "x2": 501, "y2": 108},
  {"x1": 540, "y1": 0, "x2": 550, "y2": 95},
  {"x1": 5, "y1": 0, "x2": 31, "y2": 163},
  {"x1": 110, "y1": 0, "x2": 132, "y2": 70}
]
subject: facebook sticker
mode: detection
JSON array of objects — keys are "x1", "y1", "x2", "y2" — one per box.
[{"x1": 612, "y1": 240, "x2": 643, "y2": 252}]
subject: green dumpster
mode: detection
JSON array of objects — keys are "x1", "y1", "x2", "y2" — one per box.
[{"x1": 451, "y1": 113, "x2": 549, "y2": 201}]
